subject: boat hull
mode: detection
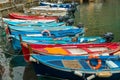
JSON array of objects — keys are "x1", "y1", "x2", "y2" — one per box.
[
  {"x1": 32, "y1": 61, "x2": 120, "y2": 80},
  {"x1": 32, "y1": 62, "x2": 84, "y2": 80},
  {"x1": 8, "y1": 13, "x2": 58, "y2": 20}
]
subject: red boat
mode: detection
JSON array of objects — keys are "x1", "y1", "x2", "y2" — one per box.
[
  {"x1": 21, "y1": 42, "x2": 120, "y2": 62},
  {"x1": 8, "y1": 12, "x2": 58, "y2": 20}
]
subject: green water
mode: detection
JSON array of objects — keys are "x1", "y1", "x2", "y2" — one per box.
[
  {"x1": 75, "y1": 0, "x2": 120, "y2": 42},
  {"x1": 0, "y1": 0, "x2": 120, "y2": 80}
]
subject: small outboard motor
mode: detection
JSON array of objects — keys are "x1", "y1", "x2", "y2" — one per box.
[
  {"x1": 70, "y1": 1, "x2": 78, "y2": 14},
  {"x1": 63, "y1": 14, "x2": 71, "y2": 22},
  {"x1": 57, "y1": 16, "x2": 64, "y2": 22},
  {"x1": 103, "y1": 32, "x2": 114, "y2": 42},
  {"x1": 67, "y1": 8, "x2": 76, "y2": 17},
  {"x1": 66, "y1": 19, "x2": 74, "y2": 26},
  {"x1": 67, "y1": 9, "x2": 72, "y2": 15},
  {"x1": 71, "y1": 2, "x2": 76, "y2": 8},
  {"x1": 76, "y1": 23, "x2": 84, "y2": 28}
]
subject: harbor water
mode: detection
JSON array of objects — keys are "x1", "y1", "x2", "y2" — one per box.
[{"x1": 0, "y1": 0, "x2": 120, "y2": 80}]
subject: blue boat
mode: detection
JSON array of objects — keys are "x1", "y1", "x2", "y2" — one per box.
[
  {"x1": 4, "y1": 20, "x2": 65, "y2": 27},
  {"x1": 8, "y1": 25, "x2": 85, "y2": 38},
  {"x1": 31, "y1": 54, "x2": 120, "y2": 80},
  {"x1": 39, "y1": 1, "x2": 78, "y2": 17},
  {"x1": 10, "y1": 35, "x2": 106, "y2": 51},
  {"x1": 40, "y1": 2, "x2": 72, "y2": 8}
]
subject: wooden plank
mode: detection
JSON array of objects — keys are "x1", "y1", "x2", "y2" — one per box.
[{"x1": 62, "y1": 60, "x2": 82, "y2": 69}]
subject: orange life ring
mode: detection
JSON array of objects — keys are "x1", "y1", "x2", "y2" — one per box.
[
  {"x1": 41, "y1": 30, "x2": 51, "y2": 36},
  {"x1": 87, "y1": 55, "x2": 102, "y2": 70}
]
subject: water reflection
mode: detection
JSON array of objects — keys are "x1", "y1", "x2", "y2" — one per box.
[{"x1": 76, "y1": 0, "x2": 120, "y2": 41}]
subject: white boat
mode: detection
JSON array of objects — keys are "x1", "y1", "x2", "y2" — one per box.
[{"x1": 23, "y1": 6, "x2": 68, "y2": 16}]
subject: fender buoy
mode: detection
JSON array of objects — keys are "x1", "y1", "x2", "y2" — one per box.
[
  {"x1": 41, "y1": 30, "x2": 51, "y2": 36},
  {"x1": 87, "y1": 55, "x2": 102, "y2": 70},
  {"x1": 5, "y1": 27, "x2": 9, "y2": 35}
]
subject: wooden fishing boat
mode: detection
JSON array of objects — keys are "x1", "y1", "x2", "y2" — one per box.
[
  {"x1": 31, "y1": 54, "x2": 120, "y2": 80},
  {"x1": 23, "y1": 6, "x2": 68, "y2": 16},
  {"x1": 10, "y1": 35, "x2": 106, "y2": 51},
  {"x1": 21, "y1": 42, "x2": 120, "y2": 62},
  {"x1": 7, "y1": 25, "x2": 85, "y2": 38},
  {"x1": 8, "y1": 12, "x2": 58, "y2": 20}
]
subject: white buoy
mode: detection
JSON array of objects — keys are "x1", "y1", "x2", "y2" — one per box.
[
  {"x1": 29, "y1": 57, "x2": 37, "y2": 62},
  {"x1": 74, "y1": 71, "x2": 83, "y2": 77},
  {"x1": 87, "y1": 74, "x2": 95, "y2": 80}
]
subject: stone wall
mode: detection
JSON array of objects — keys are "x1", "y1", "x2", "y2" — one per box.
[{"x1": 0, "y1": 0, "x2": 39, "y2": 17}]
